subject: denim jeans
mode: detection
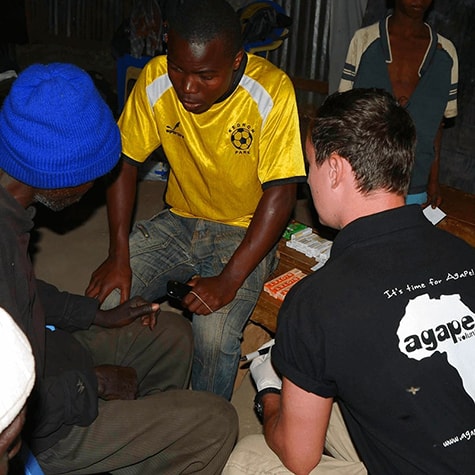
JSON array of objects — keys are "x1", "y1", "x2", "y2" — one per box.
[{"x1": 104, "y1": 209, "x2": 278, "y2": 400}]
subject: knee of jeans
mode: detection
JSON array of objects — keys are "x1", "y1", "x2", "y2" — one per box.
[
  {"x1": 222, "y1": 323, "x2": 243, "y2": 357},
  {"x1": 193, "y1": 314, "x2": 225, "y2": 351}
]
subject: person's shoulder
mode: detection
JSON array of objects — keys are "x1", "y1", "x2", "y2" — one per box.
[
  {"x1": 289, "y1": 260, "x2": 337, "y2": 298},
  {"x1": 141, "y1": 55, "x2": 168, "y2": 82},
  {"x1": 346, "y1": 20, "x2": 382, "y2": 58},
  {"x1": 246, "y1": 54, "x2": 290, "y2": 81},
  {"x1": 435, "y1": 32, "x2": 458, "y2": 59},
  {"x1": 147, "y1": 54, "x2": 167, "y2": 68},
  {"x1": 352, "y1": 20, "x2": 381, "y2": 42},
  {"x1": 244, "y1": 54, "x2": 293, "y2": 93},
  {"x1": 434, "y1": 225, "x2": 475, "y2": 255}
]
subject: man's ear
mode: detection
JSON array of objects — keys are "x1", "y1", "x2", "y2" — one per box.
[
  {"x1": 232, "y1": 49, "x2": 245, "y2": 71},
  {"x1": 327, "y1": 153, "x2": 347, "y2": 189}
]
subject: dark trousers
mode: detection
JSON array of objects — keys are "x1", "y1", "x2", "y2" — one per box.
[{"x1": 36, "y1": 311, "x2": 238, "y2": 474}]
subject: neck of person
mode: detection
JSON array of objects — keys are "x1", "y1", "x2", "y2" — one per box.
[
  {"x1": 0, "y1": 171, "x2": 33, "y2": 208},
  {"x1": 389, "y1": 11, "x2": 428, "y2": 37},
  {"x1": 340, "y1": 189, "x2": 406, "y2": 229}
]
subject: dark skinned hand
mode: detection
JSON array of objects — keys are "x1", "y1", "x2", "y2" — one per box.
[
  {"x1": 95, "y1": 365, "x2": 138, "y2": 400},
  {"x1": 182, "y1": 275, "x2": 239, "y2": 316},
  {"x1": 94, "y1": 296, "x2": 160, "y2": 330},
  {"x1": 424, "y1": 180, "x2": 443, "y2": 209},
  {"x1": 86, "y1": 254, "x2": 132, "y2": 304}
]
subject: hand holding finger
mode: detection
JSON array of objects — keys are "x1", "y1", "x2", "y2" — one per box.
[
  {"x1": 140, "y1": 312, "x2": 159, "y2": 330},
  {"x1": 94, "y1": 298, "x2": 159, "y2": 328}
]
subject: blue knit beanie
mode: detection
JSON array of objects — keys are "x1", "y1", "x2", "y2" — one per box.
[{"x1": 0, "y1": 63, "x2": 121, "y2": 188}]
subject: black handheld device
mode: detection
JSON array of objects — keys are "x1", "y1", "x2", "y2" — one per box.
[{"x1": 167, "y1": 280, "x2": 192, "y2": 301}]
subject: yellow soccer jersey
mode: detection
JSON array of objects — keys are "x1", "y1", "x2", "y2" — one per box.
[{"x1": 118, "y1": 53, "x2": 306, "y2": 227}]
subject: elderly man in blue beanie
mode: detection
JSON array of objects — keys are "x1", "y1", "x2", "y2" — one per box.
[{"x1": 0, "y1": 63, "x2": 238, "y2": 474}]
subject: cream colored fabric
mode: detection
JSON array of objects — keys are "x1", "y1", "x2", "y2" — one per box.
[
  {"x1": 223, "y1": 403, "x2": 367, "y2": 474},
  {"x1": 0, "y1": 307, "x2": 35, "y2": 433}
]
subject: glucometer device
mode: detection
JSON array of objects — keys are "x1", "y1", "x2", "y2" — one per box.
[{"x1": 167, "y1": 280, "x2": 192, "y2": 301}]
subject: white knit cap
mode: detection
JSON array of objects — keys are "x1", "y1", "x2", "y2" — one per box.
[{"x1": 0, "y1": 307, "x2": 35, "y2": 433}]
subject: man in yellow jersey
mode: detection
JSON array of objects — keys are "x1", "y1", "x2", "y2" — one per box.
[{"x1": 87, "y1": 0, "x2": 306, "y2": 400}]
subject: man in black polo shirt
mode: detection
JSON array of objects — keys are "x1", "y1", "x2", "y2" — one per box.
[{"x1": 224, "y1": 88, "x2": 475, "y2": 474}]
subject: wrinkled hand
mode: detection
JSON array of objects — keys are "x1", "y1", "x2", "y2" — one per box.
[
  {"x1": 94, "y1": 296, "x2": 160, "y2": 330},
  {"x1": 86, "y1": 255, "x2": 132, "y2": 304},
  {"x1": 95, "y1": 365, "x2": 138, "y2": 400},
  {"x1": 182, "y1": 275, "x2": 239, "y2": 315},
  {"x1": 250, "y1": 346, "x2": 282, "y2": 393}
]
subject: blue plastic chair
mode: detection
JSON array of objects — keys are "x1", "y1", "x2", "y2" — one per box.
[{"x1": 116, "y1": 54, "x2": 153, "y2": 113}]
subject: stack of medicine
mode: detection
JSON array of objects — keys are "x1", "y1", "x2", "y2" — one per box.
[{"x1": 285, "y1": 226, "x2": 333, "y2": 271}]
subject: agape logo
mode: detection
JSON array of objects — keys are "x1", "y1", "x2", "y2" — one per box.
[
  {"x1": 397, "y1": 294, "x2": 475, "y2": 354},
  {"x1": 402, "y1": 315, "x2": 475, "y2": 352}
]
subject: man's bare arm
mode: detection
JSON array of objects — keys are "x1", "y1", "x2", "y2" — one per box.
[
  {"x1": 262, "y1": 377, "x2": 332, "y2": 475},
  {"x1": 86, "y1": 159, "x2": 138, "y2": 303},
  {"x1": 426, "y1": 122, "x2": 444, "y2": 208},
  {"x1": 183, "y1": 183, "x2": 297, "y2": 314}
]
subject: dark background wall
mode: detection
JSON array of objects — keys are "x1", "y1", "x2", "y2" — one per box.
[
  {"x1": 259, "y1": 0, "x2": 475, "y2": 194},
  {"x1": 363, "y1": 0, "x2": 475, "y2": 193},
  {"x1": 5, "y1": 0, "x2": 475, "y2": 194}
]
